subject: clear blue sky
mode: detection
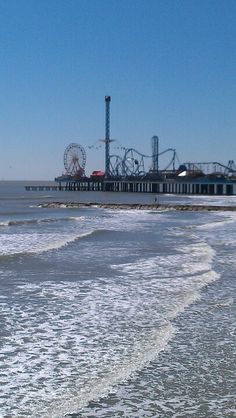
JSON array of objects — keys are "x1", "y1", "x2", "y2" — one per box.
[{"x1": 0, "y1": 0, "x2": 235, "y2": 180}]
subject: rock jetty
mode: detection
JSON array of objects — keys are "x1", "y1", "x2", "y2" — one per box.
[{"x1": 39, "y1": 202, "x2": 236, "y2": 211}]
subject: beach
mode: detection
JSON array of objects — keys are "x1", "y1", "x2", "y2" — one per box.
[{"x1": 0, "y1": 182, "x2": 235, "y2": 417}]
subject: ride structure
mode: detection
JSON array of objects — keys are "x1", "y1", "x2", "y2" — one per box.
[
  {"x1": 101, "y1": 97, "x2": 178, "y2": 177},
  {"x1": 54, "y1": 96, "x2": 236, "y2": 196},
  {"x1": 57, "y1": 143, "x2": 86, "y2": 180},
  {"x1": 99, "y1": 96, "x2": 114, "y2": 178},
  {"x1": 151, "y1": 135, "x2": 159, "y2": 173}
]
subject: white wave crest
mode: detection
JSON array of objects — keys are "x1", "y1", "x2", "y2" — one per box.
[
  {"x1": 32, "y1": 324, "x2": 174, "y2": 418},
  {"x1": 0, "y1": 230, "x2": 94, "y2": 256}
]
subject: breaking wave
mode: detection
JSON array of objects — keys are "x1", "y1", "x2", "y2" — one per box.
[
  {"x1": 0, "y1": 228, "x2": 116, "y2": 259},
  {"x1": 0, "y1": 216, "x2": 85, "y2": 228}
]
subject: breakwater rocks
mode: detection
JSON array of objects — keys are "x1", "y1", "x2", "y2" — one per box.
[{"x1": 39, "y1": 202, "x2": 236, "y2": 211}]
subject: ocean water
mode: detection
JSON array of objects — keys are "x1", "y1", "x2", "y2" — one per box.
[{"x1": 0, "y1": 181, "x2": 235, "y2": 418}]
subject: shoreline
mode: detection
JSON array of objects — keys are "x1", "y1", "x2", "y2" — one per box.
[{"x1": 39, "y1": 202, "x2": 236, "y2": 211}]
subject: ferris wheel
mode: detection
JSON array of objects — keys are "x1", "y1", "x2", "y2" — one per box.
[{"x1": 64, "y1": 143, "x2": 86, "y2": 177}]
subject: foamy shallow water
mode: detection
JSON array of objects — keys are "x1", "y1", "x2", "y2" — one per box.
[{"x1": 0, "y1": 185, "x2": 235, "y2": 417}]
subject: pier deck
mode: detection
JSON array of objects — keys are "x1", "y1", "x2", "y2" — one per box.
[
  {"x1": 25, "y1": 185, "x2": 65, "y2": 191},
  {"x1": 25, "y1": 175, "x2": 236, "y2": 196}
]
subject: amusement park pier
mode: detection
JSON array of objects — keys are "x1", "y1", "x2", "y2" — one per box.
[{"x1": 26, "y1": 96, "x2": 236, "y2": 196}]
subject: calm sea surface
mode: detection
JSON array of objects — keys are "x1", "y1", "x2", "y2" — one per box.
[{"x1": 0, "y1": 181, "x2": 235, "y2": 417}]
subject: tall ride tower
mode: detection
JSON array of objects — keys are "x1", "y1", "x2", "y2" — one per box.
[
  {"x1": 151, "y1": 135, "x2": 159, "y2": 172},
  {"x1": 104, "y1": 95, "x2": 111, "y2": 177}
]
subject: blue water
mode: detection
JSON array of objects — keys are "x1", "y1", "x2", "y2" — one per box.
[{"x1": 0, "y1": 182, "x2": 235, "y2": 417}]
